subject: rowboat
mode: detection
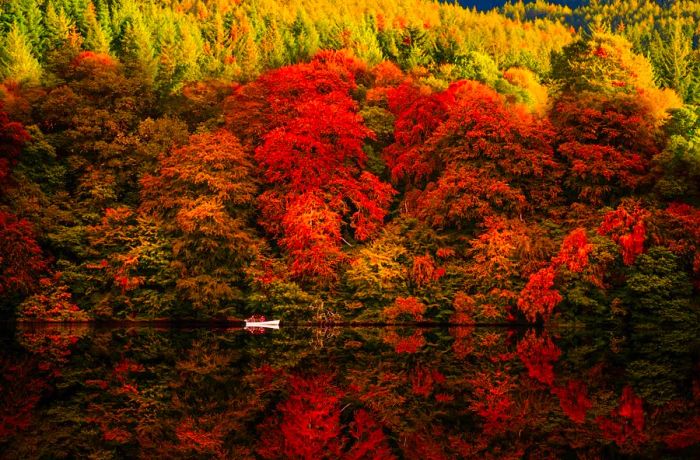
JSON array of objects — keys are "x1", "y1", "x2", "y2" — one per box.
[{"x1": 244, "y1": 320, "x2": 280, "y2": 329}]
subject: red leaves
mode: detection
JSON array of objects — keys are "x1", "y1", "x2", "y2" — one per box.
[
  {"x1": 598, "y1": 200, "x2": 650, "y2": 265},
  {"x1": 517, "y1": 267, "x2": 562, "y2": 323},
  {"x1": 0, "y1": 100, "x2": 30, "y2": 189},
  {"x1": 410, "y1": 254, "x2": 442, "y2": 288},
  {"x1": 0, "y1": 210, "x2": 46, "y2": 296},
  {"x1": 71, "y1": 51, "x2": 117, "y2": 69},
  {"x1": 517, "y1": 331, "x2": 561, "y2": 386},
  {"x1": 279, "y1": 193, "x2": 346, "y2": 282},
  {"x1": 662, "y1": 203, "x2": 700, "y2": 286},
  {"x1": 552, "y1": 228, "x2": 593, "y2": 273},
  {"x1": 257, "y1": 374, "x2": 345, "y2": 459},
  {"x1": 410, "y1": 366, "x2": 446, "y2": 398},
  {"x1": 552, "y1": 380, "x2": 592, "y2": 424},
  {"x1": 345, "y1": 409, "x2": 395, "y2": 460},
  {"x1": 17, "y1": 275, "x2": 88, "y2": 322},
  {"x1": 386, "y1": 80, "x2": 560, "y2": 227},
  {"x1": 175, "y1": 417, "x2": 225, "y2": 455},
  {"x1": 468, "y1": 370, "x2": 516, "y2": 435},
  {"x1": 231, "y1": 52, "x2": 394, "y2": 283},
  {"x1": 382, "y1": 296, "x2": 426, "y2": 322},
  {"x1": 552, "y1": 94, "x2": 659, "y2": 204},
  {"x1": 596, "y1": 385, "x2": 647, "y2": 448},
  {"x1": 663, "y1": 416, "x2": 700, "y2": 449}
]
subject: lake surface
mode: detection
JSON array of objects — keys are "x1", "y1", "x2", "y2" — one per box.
[{"x1": 1, "y1": 323, "x2": 698, "y2": 459}]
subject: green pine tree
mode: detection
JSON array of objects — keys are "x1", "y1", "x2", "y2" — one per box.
[{"x1": 0, "y1": 22, "x2": 42, "y2": 83}]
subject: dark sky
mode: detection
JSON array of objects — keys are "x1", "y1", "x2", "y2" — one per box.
[{"x1": 449, "y1": 0, "x2": 587, "y2": 10}]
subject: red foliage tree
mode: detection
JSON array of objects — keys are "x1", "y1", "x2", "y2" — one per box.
[
  {"x1": 517, "y1": 267, "x2": 562, "y2": 323},
  {"x1": 382, "y1": 296, "x2": 426, "y2": 322},
  {"x1": 383, "y1": 81, "x2": 463, "y2": 185},
  {"x1": 598, "y1": 200, "x2": 650, "y2": 265},
  {"x1": 228, "y1": 52, "x2": 394, "y2": 282},
  {"x1": 551, "y1": 93, "x2": 660, "y2": 204},
  {"x1": 387, "y1": 81, "x2": 560, "y2": 227},
  {"x1": 0, "y1": 100, "x2": 30, "y2": 190},
  {"x1": 552, "y1": 228, "x2": 593, "y2": 273},
  {"x1": 0, "y1": 210, "x2": 46, "y2": 296}
]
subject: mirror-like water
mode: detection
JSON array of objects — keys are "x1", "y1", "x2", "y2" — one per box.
[{"x1": 1, "y1": 324, "x2": 698, "y2": 459}]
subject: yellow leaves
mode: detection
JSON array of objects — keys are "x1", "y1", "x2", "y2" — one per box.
[
  {"x1": 503, "y1": 67, "x2": 548, "y2": 115},
  {"x1": 346, "y1": 237, "x2": 408, "y2": 300},
  {"x1": 637, "y1": 87, "x2": 683, "y2": 127}
]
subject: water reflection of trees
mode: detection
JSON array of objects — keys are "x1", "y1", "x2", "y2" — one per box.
[{"x1": 0, "y1": 324, "x2": 698, "y2": 458}]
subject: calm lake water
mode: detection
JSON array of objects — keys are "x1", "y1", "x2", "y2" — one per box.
[{"x1": 1, "y1": 323, "x2": 698, "y2": 459}]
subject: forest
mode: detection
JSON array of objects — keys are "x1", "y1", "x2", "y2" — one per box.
[{"x1": 0, "y1": 0, "x2": 699, "y2": 325}]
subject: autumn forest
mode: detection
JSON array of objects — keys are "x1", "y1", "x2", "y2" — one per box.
[
  {"x1": 2, "y1": 0, "x2": 700, "y2": 458},
  {"x1": 0, "y1": 0, "x2": 699, "y2": 327}
]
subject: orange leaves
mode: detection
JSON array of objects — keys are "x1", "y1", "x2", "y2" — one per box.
[
  {"x1": 410, "y1": 254, "x2": 442, "y2": 288},
  {"x1": 142, "y1": 129, "x2": 256, "y2": 215},
  {"x1": 279, "y1": 194, "x2": 346, "y2": 282},
  {"x1": 71, "y1": 51, "x2": 116, "y2": 69},
  {"x1": 517, "y1": 267, "x2": 562, "y2": 323},
  {"x1": 139, "y1": 129, "x2": 259, "y2": 310}
]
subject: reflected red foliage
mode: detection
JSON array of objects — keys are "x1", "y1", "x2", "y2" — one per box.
[
  {"x1": 596, "y1": 385, "x2": 647, "y2": 448},
  {"x1": 383, "y1": 329, "x2": 426, "y2": 354},
  {"x1": 257, "y1": 373, "x2": 344, "y2": 459},
  {"x1": 469, "y1": 370, "x2": 516, "y2": 435},
  {"x1": 346, "y1": 409, "x2": 396, "y2": 460},
  {"x1": 664, "y1": 415, "x2": 700, "y2": 449},
  {"x1": 517, "y1": 331, "x2": 561, "y2": 385},
  {"x1": 410, "y1": 366, "x2": 445, "y2": 397},
  {"x1": 552, "y1": 380, "x2": 592, "y2": 424}
]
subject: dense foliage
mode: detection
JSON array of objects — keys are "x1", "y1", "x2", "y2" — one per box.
[
  {"x1": 0, "y1": 324, "x2": 698, "y2": 457},
  {"x1": 0, "y1": 0, "x2": 699, "y2": 325}
]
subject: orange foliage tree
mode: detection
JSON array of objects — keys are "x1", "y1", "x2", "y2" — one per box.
[{"x1": 140, "y1": 129, "x2": 259, "y2": 313}]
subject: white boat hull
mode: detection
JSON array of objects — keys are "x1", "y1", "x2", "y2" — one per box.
[{"x1": 244, "y1": 320, "x2": 280, "y2": 329}]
